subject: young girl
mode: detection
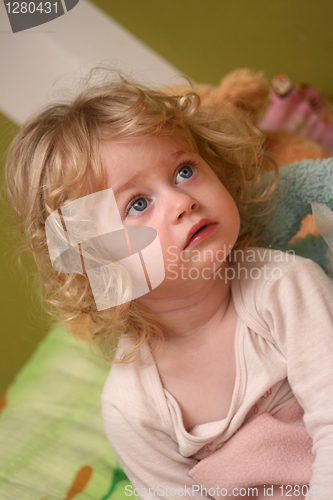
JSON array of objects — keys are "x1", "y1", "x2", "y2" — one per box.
[{"x1": 5, "y1": 73, "x2": 333, "y2": 499}]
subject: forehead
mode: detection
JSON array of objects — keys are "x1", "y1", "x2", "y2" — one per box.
[{"x1": 102, "y1": 135, "x2": 194, "y2": 195}]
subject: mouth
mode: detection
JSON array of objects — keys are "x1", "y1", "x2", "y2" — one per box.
[{"x1": 184, "y1": 219, "x2": 217, "y2": 249}]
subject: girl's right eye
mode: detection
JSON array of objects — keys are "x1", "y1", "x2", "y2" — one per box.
[{"x1": 126, "y1": 197, "x2": 149, "y2": 216}]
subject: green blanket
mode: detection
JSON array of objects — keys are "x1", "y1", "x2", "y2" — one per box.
[{"x1": 0, "y1": 324, "x2": 129, "y2": 500}]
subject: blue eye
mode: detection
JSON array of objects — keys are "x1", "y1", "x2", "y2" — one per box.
[
  {"x1": 127, "y1": 197, "x2": 148, "y2": 216},
  {"x1": 176, "y1": 164, "x2": 194, "y2": 184}
]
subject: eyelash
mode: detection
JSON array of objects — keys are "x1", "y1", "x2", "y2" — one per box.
[
  {"x1": 125, "y1": 193, "x2": 146, "y2": 217},
  {"x1": 124, "y1": 159, "x2": 198, "y2": 217},
  {"x1": 177, "y1": 159, "x2": 197, "y2": 177}
]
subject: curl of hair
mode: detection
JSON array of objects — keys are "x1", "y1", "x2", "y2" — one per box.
[{"x1": 4, "y1": 71, "x2": 278, "y2": 363}]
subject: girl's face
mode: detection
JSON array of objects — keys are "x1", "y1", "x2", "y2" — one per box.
[{"x1": 103, "y1": 135, "x2": 240, "y2": 286}]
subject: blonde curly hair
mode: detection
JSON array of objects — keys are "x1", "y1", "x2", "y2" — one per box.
[{"x1": 5, "y1": 72, "x2": 278, "y2": 362}]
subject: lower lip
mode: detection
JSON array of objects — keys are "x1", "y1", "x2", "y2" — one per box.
[{"x1": 185, "y1": 223, "x2": 217, "y2": 249}]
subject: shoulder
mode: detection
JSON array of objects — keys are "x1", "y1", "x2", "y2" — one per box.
[
  {"x1": 229, "y1": 247, "x2": 300, "y2": 299},
  {"x1": 229, "y1": 248, "x2": 329, "y2": 337}
]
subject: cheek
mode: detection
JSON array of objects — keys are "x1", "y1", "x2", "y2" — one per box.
[
  {"x1": 204, "y1": 170, "x2": 232, "y2": 203},
  {"x1": 145, "y1": 224, "x2": 170, "y2": 258},
  {"x1": 227, "y1": 193, "x2": 240, "y2": 220},
  {"x1": 229, "y1": 198, "x2": 241, "y2": 233},
  {"x1": 212, "y1": 183, "x2": 238, "y2": 214},
  {"x1": 233, "y1": 209, "x2": 241, "y2": 236},
  {"x1": 216, "y1": 186, "x2": 240, "y2": 235}
]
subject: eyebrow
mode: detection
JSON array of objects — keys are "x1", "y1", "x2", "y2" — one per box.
[
  {"x1": 113, "y1": 172, "x2": 147, "y2": 198},
  {"x1": 113, "y1": 149, "x2": 188, "y2": 198},
  {"x1": 172, "y1": 148, "x2": 188, "y2": 158}
]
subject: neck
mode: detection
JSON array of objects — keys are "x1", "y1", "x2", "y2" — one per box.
[{"x1": 136, "y1": 260, "x2": 232, "y2": 349}]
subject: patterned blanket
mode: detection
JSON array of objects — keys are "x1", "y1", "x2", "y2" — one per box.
[{"x1": 0, "y1": 324, "x2": 129, "y2": 500}]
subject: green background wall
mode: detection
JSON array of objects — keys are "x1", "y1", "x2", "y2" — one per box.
[
  {"x1": 93, "y1": 0, "x2": 333, "y2": 96},
  {"x1": 0, "y1": 112, "x2": 50, "y2": 394},
  {"x1": 1, "y1": 0, "x2": 333, "y2": 394}
]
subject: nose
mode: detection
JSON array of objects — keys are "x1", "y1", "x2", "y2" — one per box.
[{"x1": 169, "y1": 190, "x2": 199, "y2": 221}]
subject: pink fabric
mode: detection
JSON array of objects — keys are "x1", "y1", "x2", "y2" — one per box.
[
  {"x1": 189, "y1": 399, "x2": 314, "y2": 499},
  {"x1": 259, "y1": 75, "x2": 333, "y2": 155}
]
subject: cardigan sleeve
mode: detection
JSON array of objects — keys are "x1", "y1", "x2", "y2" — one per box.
[
  {"x1": 260, "y1": 256, "x2": 333, "y2": 499},
  {"x1": 100, "y1": 394, "x2": 211, "y2": 500}
]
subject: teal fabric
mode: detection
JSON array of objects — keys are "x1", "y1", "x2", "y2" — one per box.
[
  {"x1": 261, "y1": 158, "x2": 333, "y2": 271},
  {"x1": 0, "y1": 324, "x2": 129, "y2": 500}
]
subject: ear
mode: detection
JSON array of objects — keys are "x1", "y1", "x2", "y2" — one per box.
[{"x1": 215, "y1": 68, "x2": 269, "y2": 121}]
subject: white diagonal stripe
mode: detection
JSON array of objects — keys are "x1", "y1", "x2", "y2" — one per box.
[{"x1": 0, "y1": 0, "x2": 181, "y2": 124}]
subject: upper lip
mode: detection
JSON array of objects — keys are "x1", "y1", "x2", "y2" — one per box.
[{"x1": 184, "y1": 218, "x2": 216, "y2": 249}]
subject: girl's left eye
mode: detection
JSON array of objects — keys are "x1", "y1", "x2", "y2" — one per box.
[
  {"x1": 175, "y1": 164, "x2": 194, "y2": 184},
  {"x1": 127, "y1": 197, "x2": 149, "y2": 216}
]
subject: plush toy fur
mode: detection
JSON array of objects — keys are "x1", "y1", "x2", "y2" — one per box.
[{"x1": 163, "y1": 69, "x2": 328, "y2": 161}]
